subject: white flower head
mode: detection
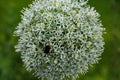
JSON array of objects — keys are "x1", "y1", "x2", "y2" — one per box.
[{"x1": 14, "y1": 0, "x2": 105, "y2": 80}]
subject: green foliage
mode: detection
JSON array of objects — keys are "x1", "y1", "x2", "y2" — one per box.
[{"x1": 0, "y1": 0, "x2": 120, "y2": 80}]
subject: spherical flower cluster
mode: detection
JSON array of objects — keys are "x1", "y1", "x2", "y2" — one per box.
[{"x1": 14, "y1": 0, "x2": 105, "y2": 80}]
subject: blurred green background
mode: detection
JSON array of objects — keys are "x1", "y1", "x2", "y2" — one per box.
[{"x1": 0, "y1": 0, "x2": 120, "y2": 80}]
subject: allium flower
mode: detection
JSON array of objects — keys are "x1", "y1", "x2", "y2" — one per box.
[{"x1": 14, "y1": 0, "x2": 105, "y2": 80}]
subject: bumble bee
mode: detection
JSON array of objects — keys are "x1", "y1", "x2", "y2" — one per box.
[{"x1": 44, "y1": 45, "x2": 51, "y2": 54}]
